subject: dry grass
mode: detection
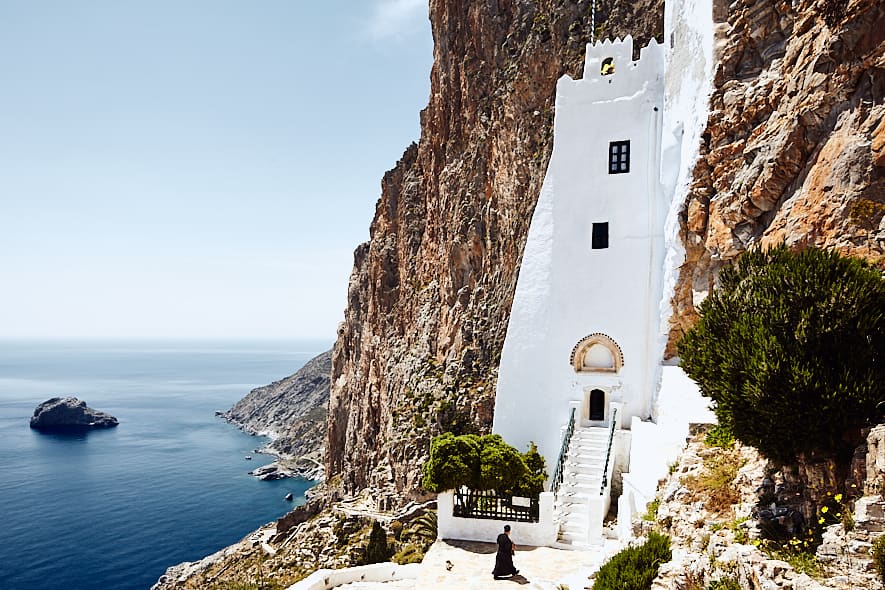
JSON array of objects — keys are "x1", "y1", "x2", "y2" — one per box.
[{"x1": 681, "y1": 448, "x2": 746, "y2": 515}]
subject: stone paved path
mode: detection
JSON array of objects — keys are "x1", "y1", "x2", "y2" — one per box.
[{"x1": 413, "y1": 539, "x2": 621, "y2": 590}]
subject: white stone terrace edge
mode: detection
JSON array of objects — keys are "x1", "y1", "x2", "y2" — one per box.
[
  {"x1": 284, "y1": 562, "x2": 421, "y2": 590},
  {"x1": 437, "y1": 491, "x2": 557, "y2": 547}
]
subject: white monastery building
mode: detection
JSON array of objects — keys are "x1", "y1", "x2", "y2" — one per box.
[
  {"x1": 438, "y1": 0, "x2": 722, "y2": 549},
  {"x1": 494, "y1": 35, "x2": 666, "y2": 473}
]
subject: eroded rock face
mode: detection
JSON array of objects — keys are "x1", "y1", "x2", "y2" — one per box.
[
  {"x1": 29, "y1": 397, "x2": 118, "y2": 431},
  {"x1": 326, "y1": 0, "x2": 664, "y2": 500},
  {"x1": 669, "y1": 0, "x2": 885, "y2": 352}
]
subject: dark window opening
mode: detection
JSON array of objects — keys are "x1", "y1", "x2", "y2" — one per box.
[
  {"x1": 601, "y1": 57, "x2": 615, "y2": 76},
  {"x1": 609, "y1": 140, "x2": 630, "y2": 174},
  {"x1": 589, "y1": 389, "x2": 605, "y2": 421},
  {"x1": 592, "y1": 222, "x2": 609, "y2": 250}
]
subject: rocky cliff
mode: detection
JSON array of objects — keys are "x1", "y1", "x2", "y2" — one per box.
[
  {"x1": 668, "y1": 0, "x2": 885, "y2": 350},
  {"x1": 327, "y1": 0, "x2": 663, "y2": 500},
  {"x1": 224, "y1": 350, "x2": 331, "y2": 478}
]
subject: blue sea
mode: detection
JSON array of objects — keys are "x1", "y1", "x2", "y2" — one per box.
[{"x1": 0, "y1": 340, "x2": 329, "y2": 590}]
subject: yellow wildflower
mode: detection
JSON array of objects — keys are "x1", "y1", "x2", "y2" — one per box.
[
  {"x1": 821, "y1": 506, "x2": 829, "y2": 513},
  {"x1": 834, "y1": 494, "x2": 843, "y2": 502}
]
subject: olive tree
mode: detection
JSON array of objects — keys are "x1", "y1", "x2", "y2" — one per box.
[{"x1": 678, "y1": 245, "x2": 884, "y2": 462}]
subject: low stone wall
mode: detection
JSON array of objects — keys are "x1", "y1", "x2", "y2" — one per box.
[
  {"x1": 437, "y1": 491, "x2": 556, "y2": 547},
  {"x1": 284, "y1": 562, "x2": 421, "y2": 590}
]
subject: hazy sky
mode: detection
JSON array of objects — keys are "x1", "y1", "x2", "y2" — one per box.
[{"x1": 0, "y1": 0, "x2": 433, "y2": 340}]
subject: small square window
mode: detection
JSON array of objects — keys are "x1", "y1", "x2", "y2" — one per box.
[
  {"x1": 592, "y1": 222, "x2": 609, "y2": 249},
  {"x1": 608, "y1": 140, "x2": 630, "y2": 174}
]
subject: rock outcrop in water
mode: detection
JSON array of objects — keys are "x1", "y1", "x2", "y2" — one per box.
[
  {"x1": 29, "y1": 397, "x2": 119, "y2": 432},
  {"x1": 223, "y1": 350, "x2": 331, "y2": 480}
]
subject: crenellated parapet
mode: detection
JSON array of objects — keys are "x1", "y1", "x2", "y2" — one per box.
[{"x1": 554, "y1": 36, "x2": 665, "y2": 111}]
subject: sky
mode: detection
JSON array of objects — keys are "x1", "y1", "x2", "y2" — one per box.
[{"x1": 0, "y1": 0, "x2": 433, "y2": 340}]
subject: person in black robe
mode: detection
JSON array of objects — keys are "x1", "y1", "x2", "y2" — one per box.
[{"x1": 492, "y1": 524, "x2": 519, "y2": 579}]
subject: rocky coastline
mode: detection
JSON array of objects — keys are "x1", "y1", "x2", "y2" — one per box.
[{"x1": 221, "y1": 349, "x2": 332, "y2": 482}]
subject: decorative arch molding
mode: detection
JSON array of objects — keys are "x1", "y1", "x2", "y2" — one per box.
[{"x1": 570, "y1": 333, "x2": 624, "y2": 373}]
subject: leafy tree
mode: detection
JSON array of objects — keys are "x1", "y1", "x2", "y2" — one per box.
[
  {"x1": 422, "y1": 433, "x2": 547, "y2": 495},
  {"x1": 678, "y1": 245, "x2": 884, "y2": 462},
  {"x1": 478, "y1": 434, "x2": 530, "y2": 494},
  {"x1": 420, "y1": 433, "x2": 481, "y2": 492},
  {"x1": 364, "y1": 521, "x2": 390, "y2": 565}
]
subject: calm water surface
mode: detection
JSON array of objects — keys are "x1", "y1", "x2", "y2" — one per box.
[{"x1": 0, "y1": 340, "x2": 329, "y2": 590}]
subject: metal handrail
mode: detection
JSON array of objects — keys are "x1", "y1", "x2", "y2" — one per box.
[
  {"x1": 599, "y1": 407, "x2": 618, "y2": 495},
  {"x1": 551, "y1": 407, "x2": 576, "y2": 496}
]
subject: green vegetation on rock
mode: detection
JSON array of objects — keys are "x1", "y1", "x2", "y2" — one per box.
[
  {"x1": 592, "y1": 531, "x2": 671, "y2": 590},
  {"x1": 678, "y1": 245, "x2": 884, "y2": 462},
  {"x1": 873, "y1": 534, "x2": 885, "y2": 584},
  {"x1": 364, "y1": 521, "x2": 390, "y2": 565}
]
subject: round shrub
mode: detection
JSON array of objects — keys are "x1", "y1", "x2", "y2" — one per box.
[
  {"x1": 678, "y1": 245, "x2": 884, "y2": 462},
  {"x1": 592, "y1": 530, "x2": 671, "y2": 590},
  {"x1": 422, "y1": 433, "x2": 546, "y2": 495}
]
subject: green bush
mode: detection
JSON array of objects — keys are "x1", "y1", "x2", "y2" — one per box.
[
  {"x1": 873, "y1": 535, "x2": 885, "y2": 584},
  {"x1": 406, "y1": 510, "x2": 438, "y2": 549},
  {"x1": 422, "y1": 434, "x2": 546, "y2": 495},
  {"x1": 392, "y1": 543, "x2": 424, "y2": 565},
  {"x1": 592, "y1": 531, "x2": 671, "y2": 590},
  {"x1": 421, "y1": 433, "x2": 481, "y2": 492},
  {"x1": 708, "y1": 579, "x2": 740, "y2": 590},
  {"x1": 704, "y1": 425, "x2": 735, "y2": 448},
  {"x1": 642, "y1": 497, "x2": 660, "y2": 521},
  {"x1": 678, "y1": 245, "x2": 884, "y2": 462},
  {"x1": 364, "y1": 521, "x2": 390, "y2": 565}
]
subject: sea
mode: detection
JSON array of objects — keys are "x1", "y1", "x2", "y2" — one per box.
[{"x1": 0, "y1": 339, "x2": 330, "y2": 590}]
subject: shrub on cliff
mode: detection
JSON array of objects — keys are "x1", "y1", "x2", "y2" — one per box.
[
  {"x1": 592, "y1": 530, "x2": 671, "y2": 590},
  {"x1": 678, "y1": 245, "x2": 884, "y2": 462},
  {"x1": 422, "y1": 433, "x2": 546, "y2": 496},
  {"x1": 364, "y1": 521, "x2": 390, "y2": 565}
]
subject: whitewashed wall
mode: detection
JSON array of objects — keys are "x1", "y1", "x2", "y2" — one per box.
[
  {"x1": 617, "y1": 366, "x2": 716, "y2": 539},
  {"x1": 436, "y1": 491, "x2": 556, "y2": 547},
  {"x1": 659, "y1": 0, "x2": 718, "y2": 353},
  {"x1": 494, "y1": 37, "x2": 667, "y2": 468},
  {"x1": 284, "y1": 563, "x2": 421, "y2": 590}
]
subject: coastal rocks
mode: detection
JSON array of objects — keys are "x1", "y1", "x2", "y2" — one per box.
[
  {"x1": 29, "y1": 397, "x2": 118, "y2": 432},
  {"x1": 223, "y1": 350, "x2": 331, "y2": 481},
  {"x1": 248, "y1": 460, "x2": 327, "y2": 482}
]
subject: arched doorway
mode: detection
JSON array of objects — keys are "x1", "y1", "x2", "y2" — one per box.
[{"x1": 589, "y1": 389, "x2": 605, "y2": 421}]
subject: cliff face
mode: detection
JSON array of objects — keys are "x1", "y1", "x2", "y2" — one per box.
[
  {"x1": 224, "y1": 350, "x2": 331, "y2": 473},
  {"x1": 668, "y1": 0, "x2": 885, "y2": 349},
  {"x1": 327, "y1": 0, "x2": 664, "y2": 498}
]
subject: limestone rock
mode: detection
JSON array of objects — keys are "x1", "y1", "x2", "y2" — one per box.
[
  {"x1": 668, "y1": 0, "x2": 885, "y2": 354},
  {"x1": 29, "y1": 397, "x2": 118, "y2": 432},
  {"x1": 223, "y1": 350, "x2": 331, "y2": 480}
]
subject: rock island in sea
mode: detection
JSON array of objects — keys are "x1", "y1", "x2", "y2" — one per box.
[{"x1": 29, "y1": 396, "x2": 119, "y2": 432}]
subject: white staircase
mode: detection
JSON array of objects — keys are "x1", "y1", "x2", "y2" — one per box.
[{"x1": 555, "y1": 426, "x2": 611, "y2": 546}]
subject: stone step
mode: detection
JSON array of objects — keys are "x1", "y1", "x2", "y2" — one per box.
[
  {"x1": 565, "y1": 452, "x2": 605, "y2": 465},
  {"x1": 564, "y1": 461, "x2": 605, "y2": 473},
  {"x1": 559, "y1": 483, "x2": 603, "y2": 496},
  {"x1": 564, "y1": 474, "x2": 603, "y2": 485}
]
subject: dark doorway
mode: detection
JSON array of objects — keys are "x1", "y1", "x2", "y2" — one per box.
[{"x1": 589, "y1": 389, "x2": 605, "y2": 421}]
